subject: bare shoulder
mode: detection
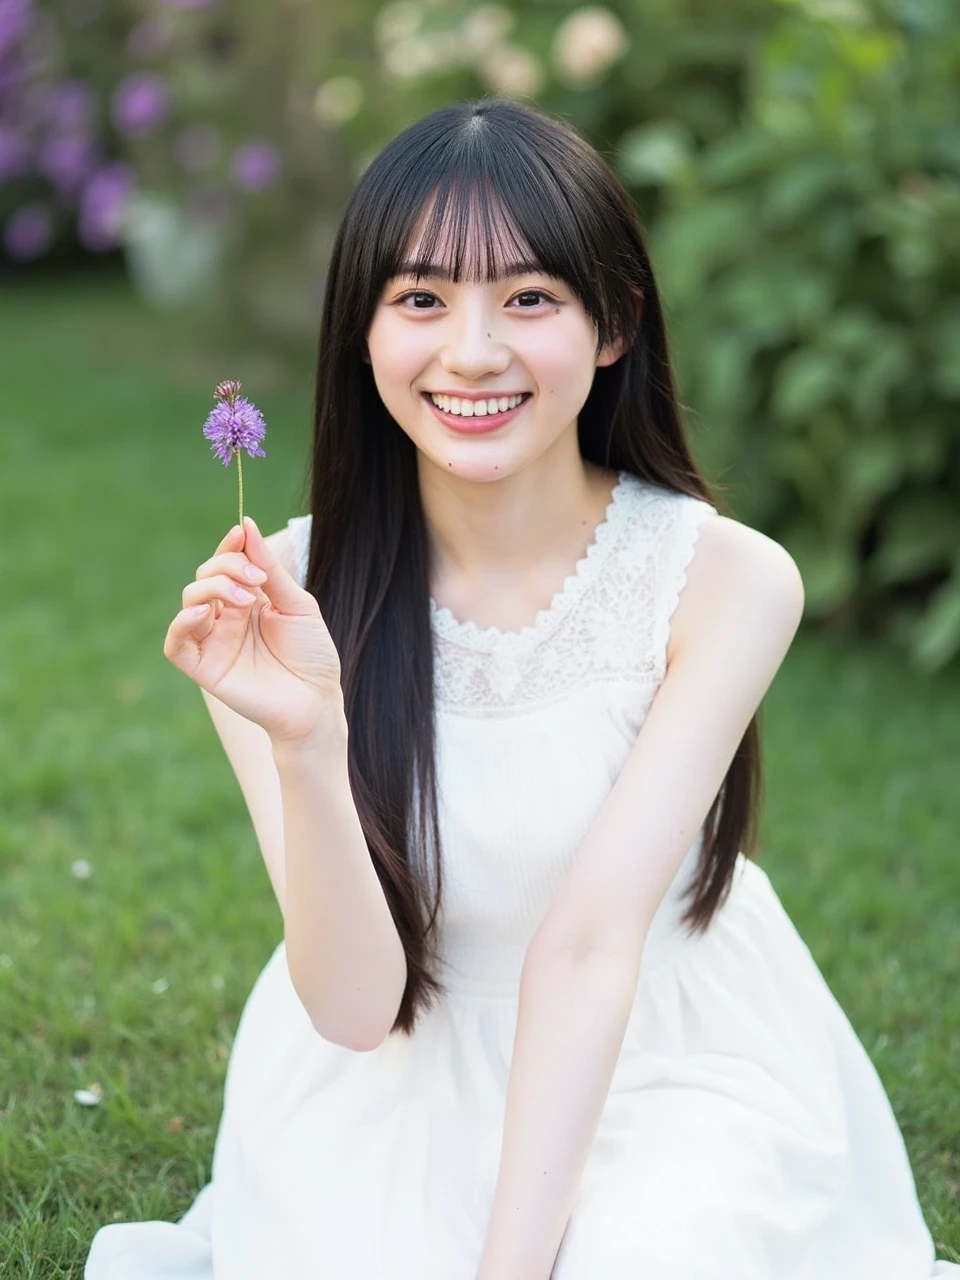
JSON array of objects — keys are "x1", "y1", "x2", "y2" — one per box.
[{"x1": 666, "y1": 513, "x2": 805, "y2": 671}]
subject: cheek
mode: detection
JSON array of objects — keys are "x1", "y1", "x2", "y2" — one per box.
[
  {"x1": 524, "y1": 323, "x2": 597, "y2": 397},
  {"x1": 367, "y1": 313, "x2": 431, "y2": 377}
]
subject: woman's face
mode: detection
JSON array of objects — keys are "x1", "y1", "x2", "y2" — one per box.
[{"x1": 364, "y1": 226, "x2": 625, "y2": 486}]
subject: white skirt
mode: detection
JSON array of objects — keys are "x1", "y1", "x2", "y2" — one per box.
[{"x1": 86, "y1": 858, "x2": 959, "y2": 1278}]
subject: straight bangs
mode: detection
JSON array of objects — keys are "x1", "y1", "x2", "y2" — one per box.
[{"x1": 354, "y1": 121, "x2": 634, "y2": 355}]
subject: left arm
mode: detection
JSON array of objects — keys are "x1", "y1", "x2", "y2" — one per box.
[{"x1": 476, "y1": 519, "x2": 805, "y2": 1280}]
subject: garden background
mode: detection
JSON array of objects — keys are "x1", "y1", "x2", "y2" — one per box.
[{"x1": 1, "y1": 0, "x2": 958, "y2": 1273}]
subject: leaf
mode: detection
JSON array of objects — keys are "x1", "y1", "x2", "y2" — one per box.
[
  {"x1": 616, "y1": 120, "x2": 694, "y2": 186},
  {"x1": 842, "y1": 432, "x2": 905, "y2": 506},
  {"x1": 780, "y1": 520, "x2": 858, "y2": 613},
  {"x1": 772, "y1": 349, "x2": 846, "y2": 424},
  {"x1": 871, "y1": 493, "x2": 959, "y2": 585},
  {"x1": 699, "y1": 128, "x2": 780, "y2": 185},
  {"x1": 911, "y1": 574, "x2": 960, "y2": 673},
  {"x1": 652, "y1": 195, "x2": 756, "y2": 307}
]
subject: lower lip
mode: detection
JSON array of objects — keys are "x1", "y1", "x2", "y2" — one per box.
[{"x1": 423, "y1": 393, "x2": 529, "y2": 434}]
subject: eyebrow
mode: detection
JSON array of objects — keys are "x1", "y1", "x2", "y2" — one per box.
[{"x1": 391, "y1": 258, "x2": 547, "y2": 281}]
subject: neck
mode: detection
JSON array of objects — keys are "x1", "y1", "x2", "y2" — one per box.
[{"x1": 419, "y1": 442, "x2": 618, "y2": 602}]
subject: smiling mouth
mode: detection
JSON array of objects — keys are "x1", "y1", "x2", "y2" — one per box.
[{"x1": 422, "y1": 391, "x2": 531, "y2": 420}]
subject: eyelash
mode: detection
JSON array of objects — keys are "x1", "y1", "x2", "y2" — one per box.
[{"x1": 395, "y1": 289, "x2": 554, "y2": 311}]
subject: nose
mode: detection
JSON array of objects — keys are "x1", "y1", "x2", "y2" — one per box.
[{"x1": 438, "y1": 297, "x2": 511, "y2": 381}]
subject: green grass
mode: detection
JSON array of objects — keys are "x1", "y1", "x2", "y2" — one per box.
[{"x1": 1, "y1": 271, "x2": 958, "y2": 1275}]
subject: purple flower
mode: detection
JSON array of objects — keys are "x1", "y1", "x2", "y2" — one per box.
[
  {"x1": 78, "y1": 162, "x2": 134, "y2": 251},
  {"x1": 111, "y1": 72, "x2": 171, "y2": 139},
  {"x1": 38, "y1": 133, "x2": 96, "y2": 193},
  {"x1": 4, "y1": 202, "x2": 54, "y2": 261},
  {"x1": 0, "y1": 125, "x2": 30, "y2": 181},
  {"x1": 203, "y1": 381, "x2": 267, "y2": 466},
  {"x1": 44, "y1": 79, "x2": 98, "y2": 132},
  {"x1": 0, "y1": 0, "x2": 32, "y2": 61},
  {"x1": 174, "y1": 122, "x2": 221, "y2": 172},
  {"x1": 230, "y1": 140, "x2": 280, "y2": 192}
]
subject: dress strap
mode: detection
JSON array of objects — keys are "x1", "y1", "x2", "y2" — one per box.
[
  {"x1": 286, "y1": 514, "x2": 311, "y2": 589},
  {"x1": 650, "y1": 493, "x2": 719, "y2": 682}
]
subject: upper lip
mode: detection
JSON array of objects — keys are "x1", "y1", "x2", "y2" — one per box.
[{"x1": 424, "y1": 390, "x2": 530, "y2": 401}]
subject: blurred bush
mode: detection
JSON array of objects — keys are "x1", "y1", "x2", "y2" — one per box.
[
  {"x1": 2, "y1": 0, "x2": 957, "y2": 670},
  {"x1": 631, "y1": 0, "x2": 960, "y2": 671}
]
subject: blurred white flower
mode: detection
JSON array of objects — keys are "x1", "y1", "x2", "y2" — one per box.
[
  {"x1": 481, "y1": 45, "x2": 544, "y2": 98},
  {"x1": 374, "y1": 1, "x2": 422, "y2": 49},
  {"x1": 551, "y1": 7, "x2": 629, "y2": 87},
  {"x1": 382, "y1": 33, "x2": 449, "y2": 81},
  {"x1": 211, "y1": 974, "x2": 225, "y2": 991},
  {"x1": 313, "y1": 76, "x2": 364, "y2": 125},
  {"x1": 74, "y1": 1084, "x2": 102, "y2": 1106},
  {"x1": 151, "y1": 977, "x2": 169, "y2": 994},
  {"x1": 0, "y1": 954, "x2": 12, "y2": 969},
  {"x1": 461, "y1": 4, "x2": 514, "y2": 56},
  {"x1": 71, "y1": 858, "x2": 93, "y2": 879}
]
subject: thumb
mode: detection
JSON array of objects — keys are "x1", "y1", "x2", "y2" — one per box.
[{"x1": 242, "y1": 516, "x2": 317, "y2": 615}]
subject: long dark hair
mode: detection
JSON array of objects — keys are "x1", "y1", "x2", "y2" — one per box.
[{"x1": 296, "y1": 97, "x2": 762, "y2": 1037}]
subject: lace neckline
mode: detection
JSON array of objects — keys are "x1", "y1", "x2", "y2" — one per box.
[{"x1": 428, "y1": 470, "x2": 635, "y2": 651}]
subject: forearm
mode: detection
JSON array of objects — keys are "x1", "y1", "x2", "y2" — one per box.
[
  {"x1": 272, "y1": 711, "x2": 407, "y2": 1051},
  {"x1": 477, "y1": 943, "x2": 642, "y2": 1280}
]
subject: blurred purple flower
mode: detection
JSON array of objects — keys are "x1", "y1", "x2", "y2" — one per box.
[
  {"x1": 44, "y1": 79, "x2": 98, "y2": 131},
  {"x1": 39, "y1": 133, "x2": 96, "y2": 192},
  {"x1": 78, "y1": 162, "x2": 134, "y2": 251},
  {"x1": 125, "y1": 18, "x2": 170, "y2": 60},
  {"x1": 203, "y1": 383, "x2": 267, "y2": 466},
  {"x1": 111, "y1": 72, "x2": 171, "y2": 139},
  {"x1": 230, "y1": 140, "x2": 280, "y2": 192},
  {"x1": 0, "y1": 0, "x2": 32, "y2": 61},
  {"x1": 174, "y1": 122, "x2": 221, "y2": 173},
  {"x1": 4, "y1": 202, "x2": 53, "y2": 260},
  {"x1": 163, "y1": 0, "x2": 219, "y2": 7},
  {"x1": 0, "y1": 60, "x2": 26, "y2": 94},
  {"x1": 0, "y1": 125, "x2": 31, "y2": 181}
]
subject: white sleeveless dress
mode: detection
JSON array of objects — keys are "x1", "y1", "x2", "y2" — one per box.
[{"x1": 86, "y1": 470, "x2": 958, "y2": 1278}]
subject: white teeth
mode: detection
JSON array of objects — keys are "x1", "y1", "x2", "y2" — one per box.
[{"x1": 429, "y1": 393, "x2": 525, "y2": 417}]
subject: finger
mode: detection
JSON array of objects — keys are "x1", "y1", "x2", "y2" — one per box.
[
  {"x1": 183, "y1": 573, "x2": 259, "y2": 611},
  {"x1": 242, "y1": 516, "x2": 318, "y2": 616},
  {"x1": 214, "y1": 524, "x2": 245, "y2": 557},
  {"x1": 195, "y1": 550, "x2": 268, "y2": 588},
  {"x1": 163, "y1": 603, "x2": 215, "y2": 673}
]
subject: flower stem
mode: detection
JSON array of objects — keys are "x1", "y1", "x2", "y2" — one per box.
[{"x1": 237, "y1": 450, "x2": 244, "y2": 526}]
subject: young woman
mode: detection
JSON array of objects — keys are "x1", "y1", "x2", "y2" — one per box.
[{"x1": 87, "y1": 97, "x2": 958, "y2": 1278}]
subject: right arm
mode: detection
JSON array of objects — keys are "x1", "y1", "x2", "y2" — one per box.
[{"x1": 195, "y1": 525, "x2": 406, "y2": 1052}]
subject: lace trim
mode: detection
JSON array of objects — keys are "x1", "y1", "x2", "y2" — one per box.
[
  {"x1": 286, "y1": 483, "x2": 719, "y2": 716},
  {"x1": 428, "y1": 470, "x2": 632, "y2": 652}
]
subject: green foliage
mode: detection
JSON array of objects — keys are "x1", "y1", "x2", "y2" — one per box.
[{"x1": 616, "y1": 0, "x2": 960, "y2": 671}]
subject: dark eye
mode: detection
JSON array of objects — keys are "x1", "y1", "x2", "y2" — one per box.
[
  {"x1": 513, "y1": 290, "x2": 551, "y2": 307},
  {"x1": 401, "y1": 291, "x2": 438, "y2": 309}
]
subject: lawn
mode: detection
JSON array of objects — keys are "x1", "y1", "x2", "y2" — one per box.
[{"x1": 1, "y1": 269, "x2": 958, "y2": 1276}]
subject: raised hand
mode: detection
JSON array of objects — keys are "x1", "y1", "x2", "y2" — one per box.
[{"x1": 163, "y1": 516, "x2": 344, "y2": 746}]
